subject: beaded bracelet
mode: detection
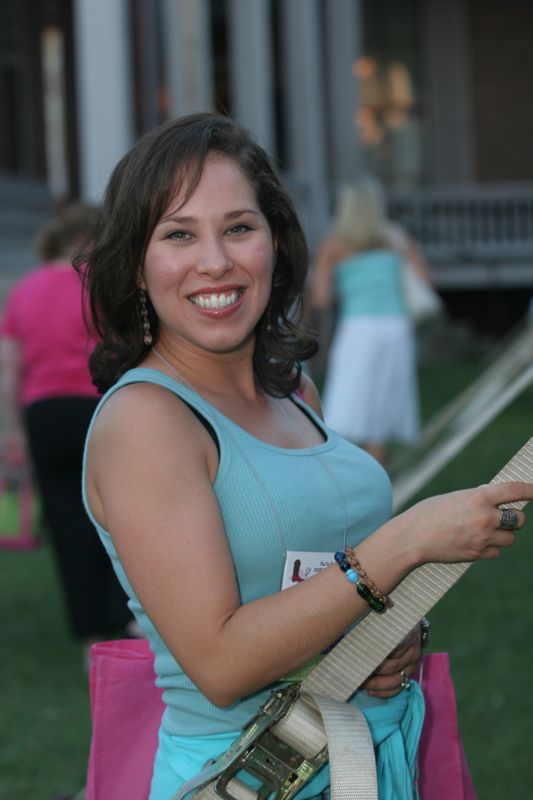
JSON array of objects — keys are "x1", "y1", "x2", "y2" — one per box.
[
  {"x1": 334, "y1": 551, "x2": 387, "y2": 613},
  {"x1": 334, "y1": 551, "x2": 359, "y2": 583},
  {"x1": 345, "y1": 547, "x2": 392, "y2": 609},
  {"x1": 335, "y1": 549, "x2": 392, "y2": 613}
]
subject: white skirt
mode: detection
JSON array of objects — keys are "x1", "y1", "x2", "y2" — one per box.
[{"x1": 322, "y1": 315, "x2": 420, "y2": 445}]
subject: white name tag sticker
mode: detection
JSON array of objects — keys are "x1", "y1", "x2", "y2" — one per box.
[
  {"x1": 280, "y1": 551, "x2": 341, "y2": 680},
  {"x1": 281, "y1": 550, "x2": 335, "y2": 591}
]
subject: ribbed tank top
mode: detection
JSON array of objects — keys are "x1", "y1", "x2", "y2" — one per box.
[
  {"x1": 335, "y1": 249, "x2": 407, "y2": 318},
  {"x1": 82, "y1": 368, "x2": 392, "y2": 735}
]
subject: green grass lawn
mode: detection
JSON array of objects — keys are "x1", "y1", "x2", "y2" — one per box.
[
  {"x1": 410, "y1": 359, "x2": 533, "y2": 797},
  {"x1": 1, "y1": 545, "x2": 92, "y2": 800},
  {"x1": 1, "y1": 356, "x2": 532, "y2": 799}
]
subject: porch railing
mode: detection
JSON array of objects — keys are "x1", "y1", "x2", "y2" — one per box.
[{"x1": 388, "y1": 183, "x2": 533, "y2": 268}]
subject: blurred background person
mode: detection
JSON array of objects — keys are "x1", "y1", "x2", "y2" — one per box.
[
  {"x1": 0, "y1": 203, "x2": 136, "y2": 666},
  {"x1": 311, "y1": 176, "x2": 434, "y2": 466}
]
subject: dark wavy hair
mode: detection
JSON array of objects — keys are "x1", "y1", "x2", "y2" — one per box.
[{"x1": 75, "y1": 112, "x2": 317, "y2": 394}]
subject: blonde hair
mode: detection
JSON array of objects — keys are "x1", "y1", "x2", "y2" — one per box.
[{"x1": 332, "y1": 176, "x2": 392, "y2": 252}]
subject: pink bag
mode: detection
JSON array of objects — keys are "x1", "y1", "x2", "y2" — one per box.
[
  {"x1": 85, "y1": 639, "x2": 164, "y2": 800},
  {"x1": 415, "y1": 652, "x2": 476, "y2": 798},
  {"x1": 86, "y1": 641, "x2": 476, "y2": 800}
]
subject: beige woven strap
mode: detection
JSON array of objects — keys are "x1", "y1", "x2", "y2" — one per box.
[
  {"x1": 194, "y1": 780, "x2": 257, "y2": 800},
  {"x1": 302, "y1": 435, "x2": 533, "y2": 701},
  {"x1": 191, "y1": 692, "x2": 377, "y2": 800},
  {"x1": 173, "y1": 438, "x2": 533, "y2": 800},
  {"x1": 307, "y1": 694, "x2": 378, "y2": 800}
]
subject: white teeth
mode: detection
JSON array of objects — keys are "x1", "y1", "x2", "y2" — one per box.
[{"x1": 191, "y1": 290, "x2": 240, "y2": 309}]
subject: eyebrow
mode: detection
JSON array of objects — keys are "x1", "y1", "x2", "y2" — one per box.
[{"x1": 160, "y1": 208, "x2": 261, "y2": 224}]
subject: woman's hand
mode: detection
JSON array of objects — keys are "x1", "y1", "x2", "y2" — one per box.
[
  {"x1": 2, "y1": 429, "x2": 29, "y2": 470},
  {"x1": 401, "y1": 481, "x2": 532, "y2": 566},
  {"x1": 361, "y1": 625, "x2": 422, "y2": 698}
]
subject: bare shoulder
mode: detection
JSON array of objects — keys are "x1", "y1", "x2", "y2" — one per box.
[
  {"x1": 298, "y1": 371, "x2": 324, "y2": 418},
  {"x1": 316, "y1": 234, "x2": 350, "y2": 267},
  {"x1": 92, "y1": 381, "x2": 195, "y2": 441},
  {"x1": 89, "y1": 381, "x2": 218, "y2": 479}
]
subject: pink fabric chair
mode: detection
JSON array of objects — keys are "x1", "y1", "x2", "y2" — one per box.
[{"x1": 86, "y1": 639, "x2": 476, "y2": 799}]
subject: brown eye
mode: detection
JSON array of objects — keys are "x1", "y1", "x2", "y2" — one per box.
[{"x1": 227, "y1": 224, "x2": 252, "y2": 235}]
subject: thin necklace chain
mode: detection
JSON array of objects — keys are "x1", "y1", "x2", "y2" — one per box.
[
  {"x1": 152, "y1": 346, "x2": 289, "y2": 556},
  {"x1": 273, "y1": 397, "x2": 348, "y2": 551},
  {"x1": 152, "y1": 346, "x2": 197, "y2": 393},
  {"x1": 150, "y1": 346, "x2": 347, "y2": 553}
]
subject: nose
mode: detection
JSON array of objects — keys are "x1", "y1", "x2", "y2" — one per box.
[{"x1": 197, "y1": 234, "x2": 232, "y2": 278}]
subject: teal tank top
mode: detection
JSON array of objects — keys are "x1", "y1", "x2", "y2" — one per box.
[
  {"x1": 82, "y1": 368, "x2": 393, "y2": 736},
  {"x1": 335, "y1": 249, "x2": 407, "y2": 318}
]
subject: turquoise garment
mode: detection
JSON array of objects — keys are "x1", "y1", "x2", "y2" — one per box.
[
  {"x1": 82, "y1": 368, "x2": 425, "y2": 799},
  {"x1": 335, "y1": 249, "x2": 407, "y2": 318},
  {"x1": 370, "y1": 682, "x2": 425, "y2": 799},
  {"x1": 149, "y1": 685, "x2": 425, "y2": 800}
]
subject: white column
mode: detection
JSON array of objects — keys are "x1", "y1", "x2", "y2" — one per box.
[
  {"x1": 228, "y1": 0, "x2": 275, "y2": 155},
  {"x1": 73, "y1": 0, "x2": 134, "y2": 202},
  {"x1": 161, "y1": 0, "x2": 214, "y2": 116},
  {"x1": 280, "y1": 0, "x2": 329, "y2": 248},
  {"x1": 41, "y1": 27, "x2": 69, "y2": 203},
  {"x1": 325, "y1": 0, "x2": 364, "y2": 184}
]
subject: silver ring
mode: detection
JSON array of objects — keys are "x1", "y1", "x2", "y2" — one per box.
[
  {"x1": 400, "y1": 668, "x2": 411, "y2": 690},
  {"x1": 499, "y1": 508, "x2": 519, "y2": 530}
]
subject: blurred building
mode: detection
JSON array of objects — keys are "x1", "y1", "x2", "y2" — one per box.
[{"x1": 1, "y1": 0, "x2": 532, "y2": 334}]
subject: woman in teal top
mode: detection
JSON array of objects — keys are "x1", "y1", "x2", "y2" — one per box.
[
  {"x1": 77, "y1": 114, "x2": 531, "y2": 799},
  {"x1": 312, "y1": 178, "x2": 434, "y2": 466}
]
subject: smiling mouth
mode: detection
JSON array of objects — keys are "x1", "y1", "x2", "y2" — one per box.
[{"x1": 189, "y1": 289, "x2": 243, "y2": 310}]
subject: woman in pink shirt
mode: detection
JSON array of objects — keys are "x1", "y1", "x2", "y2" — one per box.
[{"x1": 0, "y1": 204, "x2": 134, "y2": 662}]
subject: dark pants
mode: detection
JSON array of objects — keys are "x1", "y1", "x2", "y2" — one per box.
[{"x1": 25, "y1": 397, "x2": 132, "y2": 639}]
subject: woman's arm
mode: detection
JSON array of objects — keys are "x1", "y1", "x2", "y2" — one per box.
[
  {"x1": 310, "y1": 235, "x2": 349, "y2": 311},
  {"x1": 87, "y1": 383, "x2": 533, "y2": 707},
  {"x1": 389, "y1": 223, "x2": 434, "y2": 284},
  {"x1": 402, "y1": 232, "x2": 434, "y2": 284},
  {"x1": 0, "y1": 337, "x2": 28, "y2": 467}
]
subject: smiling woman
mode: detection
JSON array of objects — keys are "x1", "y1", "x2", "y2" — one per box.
[
  {"x1": 140, "y1": 156, "x2": 275, "y2": 359},
  {"x1": 74, "y1": 113, "x2": 533, "y2": 800},
  {"x1": 77, "y1": 114, "x2": 314, "y2": 397}
]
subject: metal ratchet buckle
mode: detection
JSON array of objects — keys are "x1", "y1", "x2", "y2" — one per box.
[{"x1": 189, "y1": 683, "x2": 328, "y2": 800}]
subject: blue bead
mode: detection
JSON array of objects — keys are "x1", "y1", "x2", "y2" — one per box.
[
  {"x1": 346, "y1": 568, "x2": 360, "y2": 584},
  {"x1": 334, "y1": 552, "x2": 351, "y2": 572}
]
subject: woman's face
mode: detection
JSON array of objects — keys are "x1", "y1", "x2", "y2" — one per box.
[{"x1": 142, "y1": 155, "x2": 275, "y2": 359}]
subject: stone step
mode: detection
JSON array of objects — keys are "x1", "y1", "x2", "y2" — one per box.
[{"x1": 0, "y1": 175, "x2": 53, "y2": 302}]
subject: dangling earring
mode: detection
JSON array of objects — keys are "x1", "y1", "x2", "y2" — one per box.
[
  {"x1": 139, "y1": 288, "x2": 153, "y2": 346},
  {"x1": 264, "y1": 303, "x2": 273, "y2": 334}
]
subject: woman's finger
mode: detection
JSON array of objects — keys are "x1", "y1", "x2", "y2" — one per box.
[
  {"x1": 494, "y1": 507, "x2": 526, "y2": 531},
  {"x1": 484, "y1": 481, "x2": 533, "y2": 506},
  {"x1": 365, "y1": 664, "x2": 415, "y2": 697}
]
